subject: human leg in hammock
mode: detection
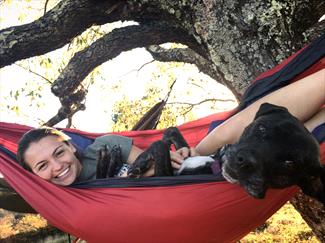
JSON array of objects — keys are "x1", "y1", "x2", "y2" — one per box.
[
  {"x1": 192, "y1": 68, "x2": 325, "y2": 157},
  {"x1": 173, "y1": 68, "x2": 325, "y2": 204},
  {"x1": 304, "y1": 107, "x2": 325, "y2": 132}
]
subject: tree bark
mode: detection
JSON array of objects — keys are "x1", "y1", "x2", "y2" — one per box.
[
  {"x1": 0, "y1": 0, "x2": 324, "y2": 240},
  {"x1": 0, "y1": 0, "x2": 125, "y2": 68}
]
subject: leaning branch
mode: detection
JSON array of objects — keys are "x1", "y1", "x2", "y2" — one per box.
[
  {"x1": 0, "y1": 0, "x2": 123, "y2": 68},
  {"x1": 51, "y1": 23, "x2": 198, "y2": 97},
  {"x1": 46, "y1": 22, "x2": 199, "y2": 125}
]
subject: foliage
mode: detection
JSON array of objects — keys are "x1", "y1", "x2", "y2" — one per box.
[
  {"x1": 1, "y1": 0, "x2": 236, "y2": 130},
  {"x1": 0, "y1": 209, "x2": 47, "y2": 239},
  {"x1": 0, "y1": 0, "x2": 114, "y2": 127},
  {"x1": 241, "y1": 203, "x2": 319, "y2": 242},
  {"x1": 111, "y1": 60, "x2": 237, "y2": 132}
]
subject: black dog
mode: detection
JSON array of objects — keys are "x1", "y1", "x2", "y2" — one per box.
[
  {"x1": 96, "y1": 127, "x2": 216, "y2": 178},
  {"x1": 221, "y1": 103, "x2": 325, "y2": 205}
]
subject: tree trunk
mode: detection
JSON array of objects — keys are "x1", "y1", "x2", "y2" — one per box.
[{"x1": 0, "y1": 0, "x2": 324, "y2": 240}]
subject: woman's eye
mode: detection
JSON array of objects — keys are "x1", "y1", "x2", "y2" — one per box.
[
  {"x1": 55, "y1": 150, "x2": 64, "y2": 157},
  {"x1": 38, "y1": 163, "x2": 47, "y2": 171}
]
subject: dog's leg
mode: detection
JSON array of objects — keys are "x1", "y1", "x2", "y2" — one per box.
[
  {"x1": 153, "y1": 141, "x2": 173, "y2": 176},
  {"x1": 107, "y1": 145, "x2": 123, "y2": 178},
  {"x1": 128, "y1": 149, "x2": 155, "y2": 178},
  {"x1": 128, "y1": 141, "x2": 173, "y2": 178},
  {"x1": 96, "y1": 145, "x2": 123, "y2": 178},
  {"x1": 163, "y1": 127, "x2": 189, "y2": 150},
  {"x1": 96, "y1": 145, "x2": 111, "y2": 179}
]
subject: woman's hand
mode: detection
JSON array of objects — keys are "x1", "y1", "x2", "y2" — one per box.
[
  {"x1": 170, "y1": 147, "x2": 200, "y2": 169},
  {"x1": 133, "y1": 146, "x2": 200, "y2": 175}
]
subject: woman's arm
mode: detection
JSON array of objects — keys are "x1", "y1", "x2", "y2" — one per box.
[{"x1": 195, "y1": 68, "x2": 325, "y2": 156}]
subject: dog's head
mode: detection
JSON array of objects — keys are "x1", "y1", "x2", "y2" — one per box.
[{"x1": 222, "y1": 103, "x2": 325, "y2": 205}]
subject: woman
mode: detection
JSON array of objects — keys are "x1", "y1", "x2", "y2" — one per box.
[
  {"x1": 17, "y1": 129, "x2": 184, "y2": 186},
  {"x1": 16, "y1": 69, "x2": 324, "y2": 185}
]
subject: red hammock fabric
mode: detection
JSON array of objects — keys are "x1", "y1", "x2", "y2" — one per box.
[
  {"x1": 1, "y1": 117, "x2": 324, "y2": 242},
  {"x1": 0, "y1": 117, "x2": 301, "y2": 243},
  {"x1": 0, "y1": 35, "x2": 324, "y2": 242}
]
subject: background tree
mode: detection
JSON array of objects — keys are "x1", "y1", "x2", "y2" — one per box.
[{"x1": 0, "y1": 0, "x2": 324, "y2": 240}]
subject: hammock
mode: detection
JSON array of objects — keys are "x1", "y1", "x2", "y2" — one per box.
[{"x1": 0, "y1": 34, "x2": 324, "y2": 243}]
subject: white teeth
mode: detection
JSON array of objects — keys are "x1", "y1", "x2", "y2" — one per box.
[{"x1": 57, "y1": 167, "x2": 69, "y2": 178}]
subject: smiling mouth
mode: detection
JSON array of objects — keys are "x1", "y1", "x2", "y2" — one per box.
[{"x1": 57, "y1": 167, "x2": 70, "y2": 178}]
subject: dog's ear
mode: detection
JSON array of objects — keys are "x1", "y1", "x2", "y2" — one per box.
[
  {"x1": 298, "y1": 165, "x2": 325, "y2": 206},
  {"x1": 255, "y1": 103, "x2": 289, "y2": 120}
]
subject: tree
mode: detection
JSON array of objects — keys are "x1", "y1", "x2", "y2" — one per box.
[{"x1": 0, "y1": 0, "x2": 324, "y2": 240}]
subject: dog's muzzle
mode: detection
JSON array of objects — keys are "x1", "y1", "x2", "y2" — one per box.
[{"x1": 218, "y1": 144, "x2": 240, "y2": 184}]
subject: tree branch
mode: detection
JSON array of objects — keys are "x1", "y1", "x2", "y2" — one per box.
[
  {"x1": 14, "y1": 63, "x2": 52, "y2": 84},
  {"x1": 168, "y1": 98, "x2": 236, "y2": 107},
  {"x1": 43, "y1": 86, "x2": 87, "y2": 127},
  {"x1": 0, "y1": 0, "x2": 123, "y2": 68},
  {"x1": 43, "y1": 0, "x2": 50, "y2": 14},
  {"x1": 51, "y1": 22, "x2": 198, "y2": 97},
  {"x1": 46, "y1": 22, "x2": 199, "y2": 125}
]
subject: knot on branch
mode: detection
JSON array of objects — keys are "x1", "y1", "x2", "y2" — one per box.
[
  {"x1": 44, "y1": 86, "x2": 87, "y2": 127},
  {"x1": 51, "y1": 76, "x2": 78, "y2": 97},
  {"x1": 59, "y1": 87, "x2": 87, "y2": 109}
]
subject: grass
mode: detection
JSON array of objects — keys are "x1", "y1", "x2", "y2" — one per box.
[
  {"x1": 241, "y1": 202, "x2": 319, "y2": 242},
  {"x1": 0, "y1": 202, "x2": 320, "y2": 242}
]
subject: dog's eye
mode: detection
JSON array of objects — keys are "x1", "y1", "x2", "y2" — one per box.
[
  {"x1": 240, "y1": 163, "x2": 253, "y2": 170},
  {"x1": 258, "y1": 124, "x2": 266, "y2": 133},
  {"x1": 258, "y1": 124, "x2": 267, "y2": 134},
  {"x1": 284, "y1": 160, "x2": 295, "y2": 168}
]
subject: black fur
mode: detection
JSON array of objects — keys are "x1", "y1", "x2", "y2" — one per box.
[
  {"x1": 96, "y1": 127, "x2": 197, "y2": 179},
  {"x1": 221, "y1": 103, "x2": 325, "y2": 205}
]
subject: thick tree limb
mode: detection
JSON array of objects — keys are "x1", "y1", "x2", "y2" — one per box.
[
  {"x1": 304, "y1": 20, "x2": 325, "y2": 43},
  {"x1": 129, "y1": 0, "x2": 325, "y2": 92},
  {"x1": 46, "y1": 22, "x2": 200, "y2": 125},
  {"x1": 51, "y1": 23, "x2": 199, "y2": 97},
  {"x1": 0, "y1": 0, "x2": 123, "y2": 68}
]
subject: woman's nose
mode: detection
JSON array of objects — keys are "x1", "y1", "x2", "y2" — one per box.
[{"x1": 51, "y1": 159, "x2": 64, "y2": 172}]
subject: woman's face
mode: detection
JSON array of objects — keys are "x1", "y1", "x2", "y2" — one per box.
[{"x1": 24, "y1": 135, "x2": 82, "y2": 186}]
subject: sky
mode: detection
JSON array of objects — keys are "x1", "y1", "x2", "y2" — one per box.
[{"x1": 0, "y1": 1, "x2": 237, "y2": 133}]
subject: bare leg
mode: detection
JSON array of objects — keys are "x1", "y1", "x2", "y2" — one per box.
[
  {"x1": 304, "y1": 107, "x2": 325, "y2": 132},
  {"x1": 196, "y1": 68, "x2": 325, "y2": 155}
]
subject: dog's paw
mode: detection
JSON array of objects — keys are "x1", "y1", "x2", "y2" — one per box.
[
  {"x1": 96, "y1": 145, "x2": 111, "y2": 179},
  {"x1": 127, "y1": 167, "x2": 142, "y2": 178}
]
